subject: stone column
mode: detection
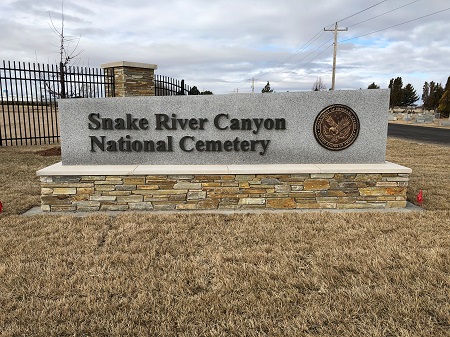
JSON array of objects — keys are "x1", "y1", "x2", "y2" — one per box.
[{"x1": 101, "y1": 61, "x2": 158, "y2": 97}]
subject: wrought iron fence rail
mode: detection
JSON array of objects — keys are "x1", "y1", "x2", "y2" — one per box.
[
  {"x1": 1, "y1": 60, "x2": 194, "y2": 146},
  {"x1": 155, "y1": 75, "x2": 191, "y2": 96},
  {"x1": 0, "y1": 60, "x2": 113, "y2": 146}
]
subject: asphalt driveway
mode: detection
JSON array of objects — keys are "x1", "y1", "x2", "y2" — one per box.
[{"x1": 388, "y1": 123, "x2": 450, "y2": 146}]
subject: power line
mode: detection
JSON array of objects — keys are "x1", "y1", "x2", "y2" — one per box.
[
  {"x1": 270, "y1": 44, "x2": 333, "y2": 87},
  {"x1": 250, "y1": 37, "x2": 333, "y2": 87},
  {"x1": 340, "y1": 7, "x2": 450, "y2": 43},
  {"x1": 347, "y1": 0, "x2": 422, "y2": 28},
  {"x1": 325, "y1": 0, "x2": 389, "y2": 29},
  {"x1": 239, "y1": 1, "x2": 445, "y2": 92},
  {"x1": 254, "y1": 30, "x2": 326, "y2": 80},
  {"x1": 247, "y1": 1, "x2": 393, "y2": 90},
  {"x1": 286, "y1": 38, "x2": 333, "y2": 69},
  {"x1": 268, "y1": 31, "x2": 326, "y2": 68},
  {"x1": 237, "y1": 33, "x2": 332, "y2": 92},
  {"x1": 282, "y1": 4, "x2": 449, "y2": 86}
]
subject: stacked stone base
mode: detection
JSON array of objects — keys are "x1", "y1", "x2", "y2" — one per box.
[{"x1": 38, "y1": 163, "x2": 411, "y2": 212}]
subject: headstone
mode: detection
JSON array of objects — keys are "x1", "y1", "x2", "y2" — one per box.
[
  {"x1": 388, "y1": 115, "x2": 397, "y2": 121},
  {"x1": 416, "y1": 116, "x2": 425, "y2": 123}
]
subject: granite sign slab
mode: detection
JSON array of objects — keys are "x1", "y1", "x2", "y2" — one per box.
[{"x1": 59, "y1": 90, "x2": 389, "y2": 165}]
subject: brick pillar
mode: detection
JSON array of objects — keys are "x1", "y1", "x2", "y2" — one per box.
[{"x1": 101, "y1": 61, "x2": 158, "y2": 97}]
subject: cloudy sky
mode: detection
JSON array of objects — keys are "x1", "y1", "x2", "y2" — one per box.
[{"x1": 1, "y1": 0, "x2": 449, "y2": 97}]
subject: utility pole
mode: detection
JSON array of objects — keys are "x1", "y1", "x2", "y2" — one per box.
[
  {"x1": 251, "y1": 77, "x2": 258, "y2": 93},
  {"x1": 246, "y1": 78, "x2": 259, "y2": 93},
  {"x1": 324, "y1": 22, "x2": 348, "y2": 90}
]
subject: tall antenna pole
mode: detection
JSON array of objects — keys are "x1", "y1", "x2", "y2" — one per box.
[{"x1": 324, "y1": 22, "x2": 348, "y2": 90}]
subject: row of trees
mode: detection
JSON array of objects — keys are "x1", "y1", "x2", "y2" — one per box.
[
  {"x1": 189, "y1": 86, "x2": 213, "y2": 95},
  {"x1": 368, "y1": 76, "x2": 450, "y2": 118},
  {"x1": 386, "y1": 77, "x2": 419, "y2": 108},
  {"x1": 261, "y1": 77, "x2": 450, "y2": 117},
  {"x1": 422, "y1": 81, "x2": 444, "y2": 111},
  {"x1": 422, "y1": 77, "x2": 450, "y2": 115},
  {"x1": 421, "y1": 77, "x2": 450, "y2": 118}
]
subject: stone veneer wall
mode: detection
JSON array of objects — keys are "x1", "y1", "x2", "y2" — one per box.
[
  {"x1": 40, "y1": 173, "x2": 409, "y2": 212},
  {"x1": 101, "y1": 61, "x2": 157, "y2": 97}
]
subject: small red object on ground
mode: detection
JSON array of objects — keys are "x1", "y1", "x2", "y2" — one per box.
[
  {"x1": 416, "y1": 190, "x2": 423, "y2": 205},
  {"x1": 0, "y1": 201, "x2": 2, "y2": 213}
]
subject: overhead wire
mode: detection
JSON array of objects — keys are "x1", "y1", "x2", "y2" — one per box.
[
  {"x1": 337, "y1": 0, "x2": 389, "y2": 25},
  {"x1": 346, "y1": 0, "x2": 421, "y2": 28},
  {"x1": 257, "y1": 30, "x2": 326, "y2": 74},
  {"x1": 270, "y1": 44, "x2": 333, "y2": 87},
  {"x1": 240, "y1": 1, "x2": 448, "y2": 91},
  {"x1": 252, "y1": 34, "x2": 330, "y2": 82},
  {"x1": 268, "y1": 37, "x2": 334, "y2": 82},
  {"x1": 245, "y1": 0, "x2": 393, "y2": 90},
  {"x1": 236, "y1": 30, "x2": 328, "y2": 92},
  {"x1": 339, "y1": 6, "x2": 450, "y2": 43}
]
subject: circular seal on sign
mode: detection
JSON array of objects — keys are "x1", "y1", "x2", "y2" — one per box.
[{"x1": 313, "y1": 104, "x2": 360, "y2": 151}]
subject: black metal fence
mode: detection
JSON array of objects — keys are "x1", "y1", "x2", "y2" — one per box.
[
  {"x1": 0, "y1": 60, "x2": 196, "y2": 146},
  {"x1": 0, "y1": 60, "x2": 114, "y2": 146},
  {"x1": 155, "y1": 75, "x2": 191, "y2": 96}
]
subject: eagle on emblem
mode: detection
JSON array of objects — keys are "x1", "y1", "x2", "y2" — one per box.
[{"x1": 323, "y1": 115, "x2": 352, "y2": 142}]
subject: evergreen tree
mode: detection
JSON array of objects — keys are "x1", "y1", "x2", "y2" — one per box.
[
  {"x1": 188, "y1": 86, "x2": 213, "y2": 95},
  {"x1": 422, "y1": 82, "x2": 430, "y2": 109},
  {"x1": 189, "y1": 86, "x2": 200, "y2": 95},
  {"x1": 429, "y1": 81, "x2": 437, "y2": 110},
  {"x1": 433, "y1": 83, "x2": 444, "y2": 111},
  {"x1": 438, "y1": 76, "x2": 450, "y2": 118},
  {"x1": 401, "y1": 83, "x2": 419, "y2": 106},
  {"x1": 388, "y1": 77, "x2": 403, "y2": 108},
  {"x1": 423, "y1": 79, "x2": 448, "y2": 111},
  {"x1": 444, "y1": 76, "x2": 450, "y2": 91},
  {"x1": 368, "y1": 82, "x2": 380, "y2": 89},
  {"x1": 438, "y1": 90, "x2": 450, "y2": 118},
  {"x1": 436, "y1": 84, "x2": 445, "y2": 108},
  {"x1": 262, "y1": 81, "x2": 274, "y2": 93}
]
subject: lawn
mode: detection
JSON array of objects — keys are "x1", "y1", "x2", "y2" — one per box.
[{"x1": 0, "y1": 138, "x2": 448, "y2": 336}]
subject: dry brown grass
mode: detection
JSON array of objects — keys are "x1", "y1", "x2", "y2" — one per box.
[
  {"x1": 386, "y1": 137, "x2": 450, "y2": 210},
  {"x1": 0, "y1": 138, "x2": 449, "y2": 336},
  {"x1": 0, "y1": 104, "x2": 59, "y2": 144},
  {"x1": 0, "y1": 145, "x2": 58, "y2": 216}
]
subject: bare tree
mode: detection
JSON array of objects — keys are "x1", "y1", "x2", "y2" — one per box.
[
  {"x1": 46, "y1": 0, "x2": 82, "y2": 98},
  {"x1": 312, "y1": 77, "x2": 327, "y2": 91}
]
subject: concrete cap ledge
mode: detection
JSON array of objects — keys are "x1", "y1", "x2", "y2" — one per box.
[
  {"x1": 100, "y1": 61, "x2": 157, "y2": 70},
  {"x1": 37, "y1": 162, "x2": 412, "y2": 176}
]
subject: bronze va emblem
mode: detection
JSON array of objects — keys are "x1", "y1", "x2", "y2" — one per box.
[{"x1": 314, "y1": 104, "x2": 360, "y2": 151}]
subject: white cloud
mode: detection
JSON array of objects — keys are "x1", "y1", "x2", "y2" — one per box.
[{"x1": 1, "y1": 0, "x2": 449, "y2": 96}]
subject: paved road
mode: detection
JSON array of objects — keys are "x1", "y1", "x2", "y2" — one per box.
[{"x1": 388, "y1": 123, "x2": 450, "y2": 146}]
